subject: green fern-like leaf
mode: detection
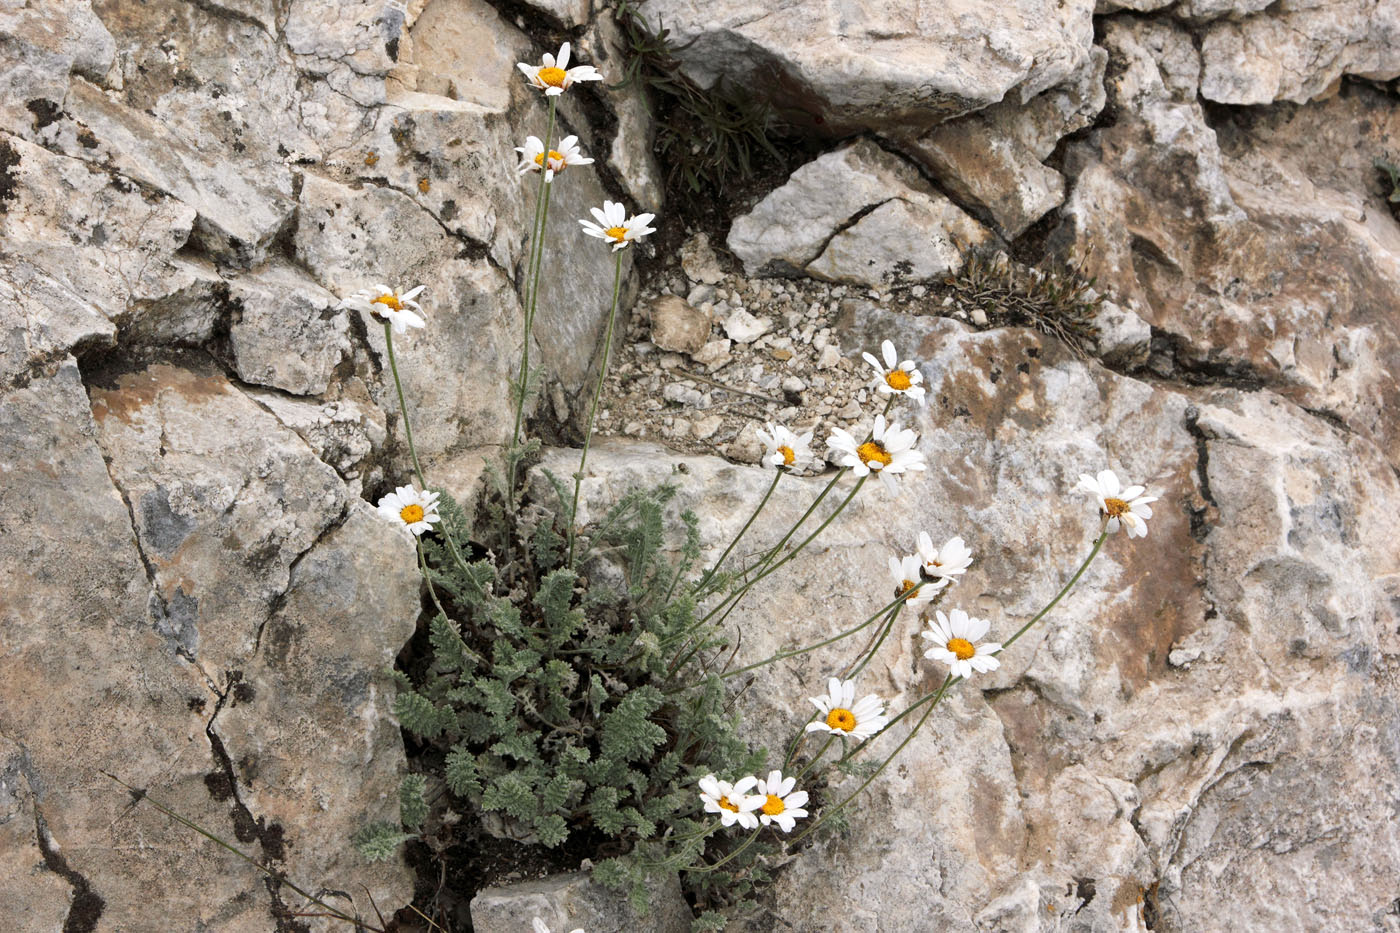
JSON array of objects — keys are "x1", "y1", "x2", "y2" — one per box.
[
  {"x1": 399, "y1": 774, "x2": 428, "y2": 831},
  {"x1": 599, "y1": 686, "x2": 667, "y2": 763},
  {"x1": 482, "y1": 772, "x2": 539, "y2": 820},
  {"x1": 393, "y1": 690, "x2": 455, "y2": 740},
  {"x1": 352, "y1": 821, "x2": 413, "y2": 862},
  {"x1": 444, "y1": 745, "x2": 483, "y2": 796}
]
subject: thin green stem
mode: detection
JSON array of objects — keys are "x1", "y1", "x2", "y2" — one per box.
[
  {"x1": 507, "y1": 97, "x2": 558, "y2": 499},
  {"x1": 998, "y1": 528, "x2": 1108, "y2": 653},
  {"x1": 692, "y1": 469, "x2": 783, "y2": 599},
  {"x1": 719, "y1": 580, "x2": 914, "y2": 681},
  {"x1": 787, "y1": 675, "x2": 952, "y2": 847},
  {"x1": 567, "y1": 249, "x2": 625, "y2": 569},
  {"x1": 384, "y1": 321, "x2": 426, "y2": 489},
  {"x1": 685, "y1": 829, "x2": 761, "y2": 874},
  {"x1": 792, "y1": 735, "x2": 835, "y2": 780},
  {"x1": 843, "y1": 602, "x2": 904, "y2": 679},
  {"x1": 701, "y1": 474, "x2": 865, "y2": 632}
]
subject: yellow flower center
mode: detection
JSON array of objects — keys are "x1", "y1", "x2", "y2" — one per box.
[
  {"x1": 856, "y1": 440, "x2": 893, "y2": 467},
  {"x1": 826, "y1": 708, "x2": 857, "y2": 732},
  {"x1": 1103, "y1": 497, "x2": 1130, "y2": 518},
  {"x1": 778, "y1": 445, "x2": 795, "y2": 465},
  {"x1": 885, "y1": 369, "x2": 912, "y2": 391},
  {"x1": 762, "y1": 794, "x2": 786, "y2": 816},
  {"x1": 899, "y1": 580, "x2": 918, "y2": 597},
  {"x1": 604, "y1": 225, "x2": 628, "y2": 242},
  {"x1": 717, "y1": 795, "x2": 740, "y2": 813},
  {"x1": 538, "y1": 66, "x2": 567, "y2": 87},
  {"x1": 400, "y1": 504, "x2": 425, "y2": 524},
  {"x1": 534, "y1": 150, "x2": 565, "y2": 168},
  {"x1": 947, "y1": 637, "x2": 975, "y2": 661},
  {"x1": 372, "y1": 293, "x2": 404, "y2": 312}
]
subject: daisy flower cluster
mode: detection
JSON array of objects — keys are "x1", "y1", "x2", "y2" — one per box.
[
  {"x1": 749, "y1": 338, "x2": 930, "y2": 493},
  {"x1": 699, "y1": 769, "x2": 810, "y2": 834}
]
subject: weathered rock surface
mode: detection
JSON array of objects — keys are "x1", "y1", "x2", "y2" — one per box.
[
  {"x1": 890, "y1": 48, "x2": 1107, "y2": 238},
  {"x1": 728, "y1": 140, "x2": 995, "y2": 286},
  {"x1": 1198, "y1": 0, "x2": 1400, "y2": 105},
  {"x1": 471, "y1": 869, "x2": 692, "y2": 933},
  {"x1": 0, "y1": 359, "x2": 418, "y2": 931},
  {"x1": 640, "y1": 0, "x2": 1097, "y2": 132},
  {"x1": 1061, "y1": 17, "x2": 1400, "y2": 466},
  {"x1": 649, "y1": 294, "x2": 712, "y2": 355},
  {"x1": 6, "y1": 0, "x2": 1400, "y2": 926}
]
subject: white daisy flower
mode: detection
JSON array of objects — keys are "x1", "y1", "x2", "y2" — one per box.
[
  {"x1": 698, "y1": 774, "x2": 764, "y2": 830},
  {"x1": 916, "y1": 533, "x2": 973, "y2": 581},
  {"x1": 804, "y1": 678, "x2": 889, "y2": 741},
  {"x1": 516, "y1": 42, "x2": 603, "y2": 96},
  {"x1": 376, "y1": 485, "x2": 441, "y2": 536},
  {"x1": 889, "y1": 553, "x2": 939, "y2": 609},
  {"x1": 1076, "y1": 469, "x2": 1158, "y2": 538},
  {"x1": 755, "y1": 770, "x2": 809, "y2": 833},
  {"x1": 533, "y1": 919, "x2": 584, "y2": 933},
  {"x1": 921, "y1": 608, "x2": 1002, "y2": 680},
  {"x1": 339, "y1": 283, "x2": 426, "y2": 335},
  {"x1": 515, "y1": 134, "x2": 593, "y2": 183},
  {"x1": 826, "y1": 415, "x2": 926, "y2": 494},
  {"x1": 756, "y1": 423, "x2": 816, "y2": 471},
  {"x1": 578, "y1": 200, "x2": 656, "y2": 251},
  {"x1": 862, "y1": 339, "x2": 926, "y2": 402}
]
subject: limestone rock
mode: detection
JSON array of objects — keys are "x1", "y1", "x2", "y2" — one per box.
[
  {"x1": 0, "y1": 359, "x2": 417, "y2": 931},
  {"x1": 649, "y1": 295, "x2": 712, "y2": 355},
  {"x1": 891, "y1": 48, "x2": 1107, "y2": 238},
  {"x1": 1092, "y1": 299, "x2": 1153, "y2": 368},
  {"x1": 729, "y1": 140, "x2": 995, "y2": 285},
  {"x1": 249, "y1": 389, "x2": 387, "y2": 480},
  {"x1": 0, "y1": 134, "x2": 199, "y2": 384},
  {"x1": 89, "y1": 359, "x2": 350, "y2": 673},
  {"x1": 225, "y1": 263, "x2": 351, "y2": 396},
  {"x1": 1061, "y1": 17, "x2": 1400, "y2": 463},
  {"x1": 724, "y1": 308, "x2": 772, "y2": 344},
  {"x1": 897, "y1": 121, "x2": 1064, "y2": 240},
  {"x1": 1198, "y1": 0, "x2": 1400, "y2": 105},
  {"x1": 471, "y1": 869, "x2": 691, "y2": 933},
  {"x1": 639, "y1": 0, "x2": 1096, "y2": 133},
  {"x1": 728, "y1": 140, "x2": 925, "y2": 276},
  {"x1": 60, "y1": 78, "x2": 294, "y2": 265},
  {"x1": 680, "y1": 232, "x2": 725, "y2": 285},
  {"x1": 806, "y1": 194, "x2": 994, "y2": 286},
  {"x1": 0, "y1": 0, "x2": 114, "y2": 135}
]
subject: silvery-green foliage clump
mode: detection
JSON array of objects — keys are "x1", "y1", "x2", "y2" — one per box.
[{"x1": 385, "y1": 466, "x2": 770, "y2": 913}]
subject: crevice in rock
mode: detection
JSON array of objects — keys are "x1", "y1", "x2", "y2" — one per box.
[
  {"x1": 32, "y1": 803, "x2": 106, "y2": 933},
  {"x1": 179, "y1": 0, "x2": 275, "y2": 36},
  {"x1": 1144, "y1": 326, "x2": 1267, "y2": 390},
  {"x1": 253, "y1": 499, "x2": 352, "y2": 656},
  {"x1": 795, "y1": 196, "x2": 900, "y2": 272},
  {"x1": 204, "y1": 671, "x2": 309, "y2": 933},
  {"x1": 1183, "y1": 405, "x2": 1217, "y2": 543}
]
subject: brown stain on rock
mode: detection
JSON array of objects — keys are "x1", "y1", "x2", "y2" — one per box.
[{"x1": 90, "y1": 361, "x2": 232, "y2": 426}]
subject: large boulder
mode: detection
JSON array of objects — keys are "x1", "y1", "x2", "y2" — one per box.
[
  {"x1": 727, "y1": 140, "x2": 995, "y2": 286},
  {"x1": 638, "y1": 0, "x2": 1097, "y2": 133}
]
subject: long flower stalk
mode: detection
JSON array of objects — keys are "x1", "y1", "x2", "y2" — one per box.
[
  {"x1": 384, "y1": 322, "x2": 426, "y2": 490},
  {"x1": 507, "y1": 97, "x2": 558, "y2": 502},
  {"x1": 566, "y1": 249, "x2": 625, "y2": 568},
  {"x1": 692, "y1": 469, "x2": 783, "y2": 599}
]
